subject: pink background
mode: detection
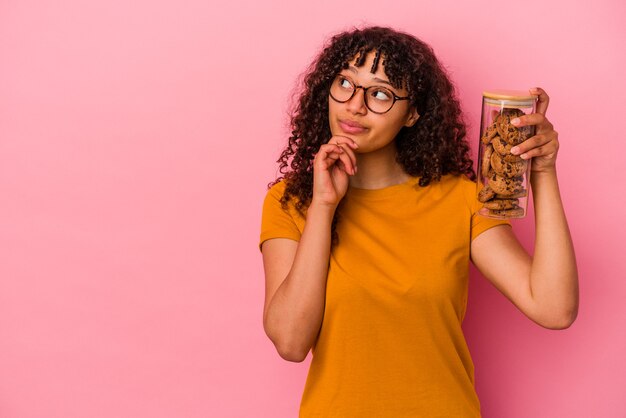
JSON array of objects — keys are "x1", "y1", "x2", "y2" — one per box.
[{"x1": 1, "y1": 0, "x2": 624, "y2": 417}]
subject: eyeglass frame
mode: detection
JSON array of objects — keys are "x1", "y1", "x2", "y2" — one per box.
[{"x1": 329, "y1": 74, "x2": 411, "y2": 114}]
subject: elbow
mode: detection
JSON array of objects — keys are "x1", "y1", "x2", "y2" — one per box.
[
  {"x1": 541, "y1": 318, "x2": 574, "y2": 330},
  {"x1": 540, "y1": 308, "x2": 578, "y2": 330},
  {"x1": 264, "y1": 321, "x2": 309, "y2": 362},
  {"x1": 559, "y1": 300, "x2": 580, "y2": 329},
  {"x1": 276, "y1": 343, "x2": 309, "y2": 363},
  {"x1": 270, "y1": 332, "x2": 309, "y2": 362},
  {"x1": 560, "y1": 308, "x2": 579, "y2": 329},
  {"x1": 533, "y1": 287, "x2": 579, "y2": 330}
]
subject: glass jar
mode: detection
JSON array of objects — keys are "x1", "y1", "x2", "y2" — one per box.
[{"x1": 476, "y1": 90, "x2": 537, "y2": 219}]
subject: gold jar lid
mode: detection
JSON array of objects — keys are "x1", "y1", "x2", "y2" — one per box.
[{"x1": 483, "y1": 89, "x2": 537, "y2": 108}]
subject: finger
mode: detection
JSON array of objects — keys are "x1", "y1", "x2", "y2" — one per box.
[
  {"x1": 326, "y1": 138, "x2": 357, "y2": 171},
  {"x1": 315, "y1": 145, "x2": 341, "y2": 165},
  {"x1": 510, "y1": 134, "x2": 552, "y2": 158},
  {"x1": 336, "y1": 158, "x2": 350, "y2": 175},
  {"x1": 318, "y1": 144, "x2": 344, "y2": 159},
  {"x1": 335, "y1": 143, "x2": 357, "y2": 171},
  {"x1": 336, "y1": 149, "x2": 355, "y2": 174},
  {"x1": 328, "y1": 135, "x2": 359, "y2": 153},
  {"x1": 320, "y1": 144, "x2": 354, "y2": 174},
  {"x1": 517, "y1": 141, "x2": 558, "y2": 160},
  {"x1": 510, "y1": 112, "x2": 547, "y2": 129},
  {"x1": 328, "y1": 135, "x2": 357, "y2": 146},
  {"x1": 322, "y1": 154, "x2": 339, "y2": 171},
  {"x1": 529, "y1": 87, "x2": 549, "y2": 116}
]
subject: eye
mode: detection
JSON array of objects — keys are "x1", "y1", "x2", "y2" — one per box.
[
  {"x1": 338, "y1": 76, "x2": 353, "y2": 89},
  {"x1": 370, "y1": 88, "x2": 392, "y2": 101}
]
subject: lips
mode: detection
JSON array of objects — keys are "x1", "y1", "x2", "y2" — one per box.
[{"x1": 339, "y1": 119, "x2": 367, "y2": 134}]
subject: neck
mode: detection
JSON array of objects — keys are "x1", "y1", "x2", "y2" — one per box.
[{"x1": 348, "y1": 141, "x2": 409, "y2": 189}]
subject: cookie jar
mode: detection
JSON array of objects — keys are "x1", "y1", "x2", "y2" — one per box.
[{"x1": 476, "y1": 90, "x2": 537, "y2": 219}]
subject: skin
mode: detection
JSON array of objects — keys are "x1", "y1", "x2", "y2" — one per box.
[
  {"x1": 471, "y1": 88, "x2": 579, "y2": 329},
  {"x1": 313, "y1": 51, "x2": 419, "y2": 208},
  {"x1": 262, "y1": 54, "x2": 578, "y2": 362}
]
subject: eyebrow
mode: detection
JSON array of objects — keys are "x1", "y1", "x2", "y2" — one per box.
[{"x1": 345, "y1": 66, "x2": 394, "y2": 87}]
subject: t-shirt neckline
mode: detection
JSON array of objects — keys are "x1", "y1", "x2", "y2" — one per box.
[{"x1": 346, "y1": 176, "x2": 421, "y2": 199}]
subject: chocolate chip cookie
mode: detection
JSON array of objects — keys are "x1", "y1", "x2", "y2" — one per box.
[
  {"x1": 488, "y1": 172, "x2": 525, "y2": 196},
  {"x1": 477, "y1": 106, "x2": 531, "y2": 219},
  {"x1": 490, "y1": 151, "x2": 528, "y2": 178},
  {"x1": 495, "y1": 108, "x2": 526, "y2": 145}
]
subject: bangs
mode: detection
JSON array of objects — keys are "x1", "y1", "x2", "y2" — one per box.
[{"x1": 341, "y1": 45, "x2": 408, "y2": 91}]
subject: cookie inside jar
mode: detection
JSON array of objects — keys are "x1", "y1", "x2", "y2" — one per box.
[{"x1": 477, "y1": 90, "x2": 538, "y2": 219}]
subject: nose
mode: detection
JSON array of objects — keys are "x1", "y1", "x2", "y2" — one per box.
[{"x1": 346, "y1": 86, "x2": 367, "y2": 114}]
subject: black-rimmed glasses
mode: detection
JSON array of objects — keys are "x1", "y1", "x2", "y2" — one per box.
[{"x1": 329, "y1": 75, "x2": 410, "y2": 114}]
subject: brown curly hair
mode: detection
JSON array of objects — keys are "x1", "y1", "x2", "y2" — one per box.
[{"x1": 268, "y1": 25, "x2": 475, "y2": 246}]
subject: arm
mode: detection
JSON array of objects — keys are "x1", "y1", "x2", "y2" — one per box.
[
  {"x1": 262, "y1": 136, "x2": 358, "y2": 362},
  {"x1": 262, "y1": 203, "x2": 335, "y2": 362},
  {"x1": 471, "y1": 88, "x2": 579, "y2": 329},
  {"x1": 471, "y1": 170, "x2": 578, "y2": 329}
]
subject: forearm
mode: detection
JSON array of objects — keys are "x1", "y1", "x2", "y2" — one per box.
[
  {"x1": 529, "y1": 169, "x2": 579, "y2": 327},
  {"x1": 264, "y1": 202, "x2": 335, "y2": 360}
]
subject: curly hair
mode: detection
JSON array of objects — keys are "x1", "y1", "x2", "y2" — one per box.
[{"x1": 268, "y1": 25, "x2": 475, "y2": 247}]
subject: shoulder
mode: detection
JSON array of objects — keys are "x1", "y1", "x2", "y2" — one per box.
[
  {"x1": 439, "y1": 173, "x2": 476, "y2": 187},
  {"x1": 426, "y1": 173, "x2": 477, "y2": 196},
  {"x1": 266, "y1": 179, "x2": 287, "y2": 199},
  {"x1": 260, "y1": 179, "x2": 305, "y2": 252},
  {"x1": 420, "y1": 174, "x2": 478, "y2": 216},
  {"x1": 264, "y1": 179, "x2": 295, "y2": 209},
  {"x1": 263, "y1": 179, "x2": 305, "y2": 218}
]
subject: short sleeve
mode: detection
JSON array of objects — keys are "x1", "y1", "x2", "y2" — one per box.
[
  {"x1": 465, "y1": 178, "x2": 512, "y2": 241},
  {"x1": 259, "y1": 181, "x2": 303, "y2": 252}
]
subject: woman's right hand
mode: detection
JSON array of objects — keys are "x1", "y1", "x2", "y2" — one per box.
[{"x1": 311, "y1": 135, "x2": 359, "y2": 209}]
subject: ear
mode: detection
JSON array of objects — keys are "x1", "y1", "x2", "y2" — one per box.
[{"x1": 404, "y1": 107, "x2": 420, "y2": 127}]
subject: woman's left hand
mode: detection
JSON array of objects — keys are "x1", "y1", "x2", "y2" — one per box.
[{"x1": 509, "y1": 87, "x2": 559, "y2": 173}]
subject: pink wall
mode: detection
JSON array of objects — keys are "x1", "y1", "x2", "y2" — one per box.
[{"x1": 1, "y1": 0, "x2": 624, "y2": 417}]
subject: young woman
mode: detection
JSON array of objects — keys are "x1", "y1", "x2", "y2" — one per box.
[{"x1": 259, "y1": 26, "x2": 578, "y2": 417}]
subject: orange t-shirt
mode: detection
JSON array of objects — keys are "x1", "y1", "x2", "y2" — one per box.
[{"x1": 259, "y1": 174, "x2": 510, "y2": 417}]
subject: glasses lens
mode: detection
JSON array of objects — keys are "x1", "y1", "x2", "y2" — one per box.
[
  {"x1": 329, "y1": 75, "x2": 396, "y2": 114},
  {"x1": 330, "y1": 76, "x2": 354, "y2": 102},
  {"x1": 366, "y1": 87, "x2": 394, "y2": 113}
]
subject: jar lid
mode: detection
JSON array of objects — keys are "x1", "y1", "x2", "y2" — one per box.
[
  {"x1": 483, "y1": 89, "x2": 537, "y2": 107},
  {"x1": 483, "y1": 89, "x2": 537, "y2": 100}
]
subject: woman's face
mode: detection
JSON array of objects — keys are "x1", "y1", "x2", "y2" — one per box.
[{"x1": 328, "y1": 51, "x2": 419, "y2": 153}]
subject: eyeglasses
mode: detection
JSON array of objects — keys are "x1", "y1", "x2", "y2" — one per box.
[{"x1": 329, "y1": 74, "x2": 410, "y2": 114}]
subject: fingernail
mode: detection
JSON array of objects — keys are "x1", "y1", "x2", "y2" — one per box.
[
  {"x1": 521, "y1": 154, "x2": 529, "y2": 160},
  {"x1": 511, "y1": 118, "x2": 520, "y2": 125},
  {"x1": 511, "y1": 146, "x2": 520, "y2": 155},
  {"x1": 352, "y1": 141, "x2": 359, "y2": 148},
  {"x1": 355, "y1": 166, "x2": 358, "y2": 173}
]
